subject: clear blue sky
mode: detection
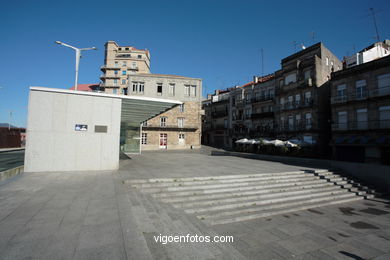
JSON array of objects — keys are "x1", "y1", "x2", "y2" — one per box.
[{"x1": 1, "y1": 0, "x2": 389, "y2": 127}]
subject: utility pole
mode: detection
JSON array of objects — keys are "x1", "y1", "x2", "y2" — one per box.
[
  {"x1": 311, "y1": 32, "x2": 315, "y2": 44},
  {"x1": 8, "y1": 110, "x2": 13, "y2": 131},
  {"x1": 292, "y1": 41, "x2": 297, "y2": 53}
]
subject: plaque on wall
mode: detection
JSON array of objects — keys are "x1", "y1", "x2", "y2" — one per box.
[{"x1": 75, "y1": 124, "x2": 88, "y2": 131}]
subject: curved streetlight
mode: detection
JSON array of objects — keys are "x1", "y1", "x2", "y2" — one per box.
[{"x1": 55, "y1": 41, "x2": 97, "y2": 91}]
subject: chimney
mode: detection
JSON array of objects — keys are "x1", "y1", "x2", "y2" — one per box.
[
  {"x1": 253, "y1": 76, "x2": 259, "y2": 83},
  {"x1": 215, "y1": 89, "x2": 220, "y2": 95}
]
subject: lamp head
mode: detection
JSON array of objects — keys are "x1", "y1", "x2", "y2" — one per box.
[{"x1": 55, "y1": 41, "x2": 62, "y2": 44}]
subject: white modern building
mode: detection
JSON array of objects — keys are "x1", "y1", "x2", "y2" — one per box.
[{"x1": 24, "y1": 87, "x2": 181, "y2": 172}]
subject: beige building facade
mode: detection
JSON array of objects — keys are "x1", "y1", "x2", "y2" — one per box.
[{"x1": 100, "y1": 41, "x2": 202, "y2": 151}]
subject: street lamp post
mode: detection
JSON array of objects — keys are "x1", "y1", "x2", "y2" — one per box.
[{"x1": 55, "y1": 41, "x2": 97, "y2": 91}]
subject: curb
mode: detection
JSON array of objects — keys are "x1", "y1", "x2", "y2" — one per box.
[{"x1": 0, "y1": 165, "x2": 24, "y2": 182}]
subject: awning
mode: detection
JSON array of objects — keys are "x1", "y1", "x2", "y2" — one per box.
[{"x1": 120, "y1": 96, "x2": 181, "y2": 125}]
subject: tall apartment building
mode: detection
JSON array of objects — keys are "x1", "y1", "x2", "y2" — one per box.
[
  {"x1": 330, "y1": 55, "x2": 390, "y2": 164},
  {"x1": 100, "y1": 41, "x2": 151, "y2": 94},
  {"x1": 274, "y1": 43, "x2": 342, "y2": 154},
  {"x1": 202, "y1": 89, "x2": 231, "y2": 147},
  {"x1": 250, "y1": 75, "x2": 275, "y2": 139},
  {"x1": 100, "y1": 41, "x2": 202, "y2": 152}
]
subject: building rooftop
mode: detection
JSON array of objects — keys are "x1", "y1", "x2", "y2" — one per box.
[{"x1": 69, "y1": 84, "x2": 100, "y2": 92}]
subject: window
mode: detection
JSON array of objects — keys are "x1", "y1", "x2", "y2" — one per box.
[
  {"x1": 295, "y1": 94, "x2": 301, "y2": 105},
  {"x1": 287, "y1": 96, "x2": 293, "y2": 108},
  {"x1": 114, "y1": 79, "x2": 117, "y2": 84},
  {"x1": 122, "y1": 61, "x2": 127, "y2": 67},
  {"x1": 288, "y1": 116, "x2": 294, "y2": 130},
  {"x1": 379, "y1": 106, "x2": 390, "y2": 128},
  {"x1": 377, "y1": 74, "x2": 390, "y2": 95},
  {"x1": 338, "y1": 111, "x2": 347, "y2": 130},
  {"x1": 336, "y1": 84, "x2": 346, "y2": 102},
  {"x1": 296, "y1": 114, "x2": 301, "y2": 127},
  {"x1": 138, "y1": 55, "x2": 142, "y2": 59},
  {"x1": 285, "y1": 73, "x2": 297, "y2": 85},
  {"x1": 114, "y1": 70, "x2": 118, "y2": 75},
  {"x1": 279, "y1": 79, "x2": 284, "y2": 87},
  {"x1": 355, "y1": 80, "x2": 367, "y2": 99},
  {"x1": 356, "y1": 108, "x2": 367, "y2": 129},
  {"x1": 132, "y1": 82, "x2": 144, "y2": 94},
  {"x1": 114, "y1": 61, "x2": 118, "y2": 67},
  {"x1": 142, "y1": 121, "x2": 148, "y2": 127},
  {"x1": 113, "y1": 89, "x2": 117, "y2": 94},
  {"x1": 132, "y1": 62, "x2": 137, "y2": 69},
  {"x1": 125, "y1": 47, "x2": 129, "y2": 51},
  {"x1": 141, "y1": 133, "x2": 147, "y2": 145},
  {"x1": 224, "y1": 119, "x2": 228, "y2": 128},
  {"x1": 179, "y1": 104, "x2": 185, "y2": 112},
  {"x1": 177, "y1": 117, "x2": 184, "y2": 128},
  {"x1": 169, "y1": 84, "x2": 175, "y2": 96},
  {"x1": 304, "y1": 91, "x2": 312, "y2": 104},
  {"x1": 305, "y1": 113, "x2": 312, "y2": 129},
  {"x1": 157, "y1": 84, "x2": 163, "y2": 95},
  {"x1": 160, "y1": 117, "x2": 167, "y2": 127},
  {"x1": 326, "y1": 57, "x2": 329, "y2": 66},
  {"x1": 184, "y1": 85, "x2": 190, "y2": 96},
  {"x1": 122, "y1": 70, "x2": 126, "y2": 75},
  {"x1": 122, "y1": 79, "x2": 126, "y2": 85},
  {"x1": 190, "y1": 85, "x2": 197, "y2": 97},
  {"x1": 304, "y1": 70, "x2": 311, "y2": 80},
  {"x1": 280, "y1": 97, "x2": 285, "y2": 106}
]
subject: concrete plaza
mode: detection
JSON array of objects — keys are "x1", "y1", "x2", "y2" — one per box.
[{"x1": 0, "y1": 147, "x2": 389, "y2": 259}]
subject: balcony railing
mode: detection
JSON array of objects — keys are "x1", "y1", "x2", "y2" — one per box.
[
  {"x1": 251, "y1": 95, "x2": 274, "y2": 103},
  {"x1": 280, "y1": 99, "x2": 314, "y2": 110},
  {"x1": 100, "y1": 65, "x2": 121, "y2": 70},
  {"x1": 332, "y1": 120, "x2": 390, "y2": 131},
  {"x1": 100, "y1": 74, "x2": 120, "y2": 79},
  {"x1": 251, "y1": 111, "x2": 274, "y2": 119},
  {"x1": 142, "y1": 124, "x2": 198, "y2": 131},
  {"x1": 277, "y1": 122, "x2": 316, "y2": 132},
  {"x1": 331, "y1": 86, "x2": 390, "y2": 104},
  {"x1": 211, "y1": 111, "x2": 228, "y2": 118},
  {"x1": 100, "y1": 83, "x2": 120, "y2": 88}
]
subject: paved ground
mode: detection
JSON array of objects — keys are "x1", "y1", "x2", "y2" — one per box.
[
  {"x1": 0, "y1": 147, "x2": 389, "y2": 259},
  {"x1": 0, "y1": 150, "x2": 25, "y2": 172}
]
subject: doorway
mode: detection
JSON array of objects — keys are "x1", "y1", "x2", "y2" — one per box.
[{"x1": 160, "y1": 133, "x2": 167, "y2": 149}]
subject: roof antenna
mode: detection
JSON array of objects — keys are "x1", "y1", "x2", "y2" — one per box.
[
  {"x1": 369, "y1": 8, "x2": 380, "y2": 42},
  {"x1": 292, "y1": 41, "x2": 297, "y2": 53},
  {"x1": 311, "y1": 31, "x2": 315, "y2": 44},
  {"x1": 260, "y1": 48, "x2": 264, "y2": 77}
]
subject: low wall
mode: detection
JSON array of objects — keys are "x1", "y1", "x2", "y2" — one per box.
[{"x1": 213, "y1": 151, "x2": 390, "y2": 192}]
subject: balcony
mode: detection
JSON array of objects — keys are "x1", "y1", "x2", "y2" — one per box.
[
  {"x1": 100, "y1": 83, "x2": 120, "y2": 88},
  {"x1": 277, "y1": 78, "x2": 313, "y2": 94},
  {"x1": 331, "y1": 86, "x2": 390, "y2": 104},
  {"x1": 127, "y1": 67, "x2": 139, "y2": 71},
  {"x1": 251, "y1": 111, "x2": 274, "y2": 119},
  {"x1": 332, "y1": 120, "x2": 390, "y2": 131},
  {"x1": 142, "y1": 124, "x2": 198, "y2": 131},
  {"x1": 251, "y1": 95, "x2": 274, "y2": 103},
  {"x1": 280, "y1": 99, "x2": 314, "y2": 111},
  {"x1": 100, "y1": 74, "x2": 120, "y2": 79},
  {"x1": 211, "y1": 111, "x2": 228, "y2": 118},
  {"x1": 277, "y1": 122, "x2": 317, "y2": 132},
  {"x1": 100, "y1": 65, "x2": 121, "y2": 71}
]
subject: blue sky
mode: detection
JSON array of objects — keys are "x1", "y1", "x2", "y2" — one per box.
[{"x1": 0, "y1": 0, "x2": 389, "y2": 127}]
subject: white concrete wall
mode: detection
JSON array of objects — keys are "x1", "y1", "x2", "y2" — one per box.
[{"x1": 25, "y1": 89, "x2": 122, "y2": 172}]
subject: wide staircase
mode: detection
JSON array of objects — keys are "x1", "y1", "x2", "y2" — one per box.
[{"x1": 125, "y1": 170, "x2": 377, "y2": 225}]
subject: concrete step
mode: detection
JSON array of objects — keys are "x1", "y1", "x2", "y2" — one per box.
[
  {"x1": 203, "y1": 195, "x2": 363, "y2": 225},
  {"x1": 186, "y1": 189, "x2": 351, "y2": 214},
  {"x1": 160, "y1": 182, "x2": 339, "y2": 203},
  {"x1": 173, "y1": 186, "x2": 345, "y2": 209},
  {"x1": 137, "y1": 175, "x2": 323, "y2": 193},
  {"x1": 128, "y1": 172, "x2": 316, "y2": 188},
  {"x1": 151, "y1": 178, "x2": 331, "y2": 198},
  {"x1": 125, "y1": 171, "x2": 307, "y2": 184}
]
